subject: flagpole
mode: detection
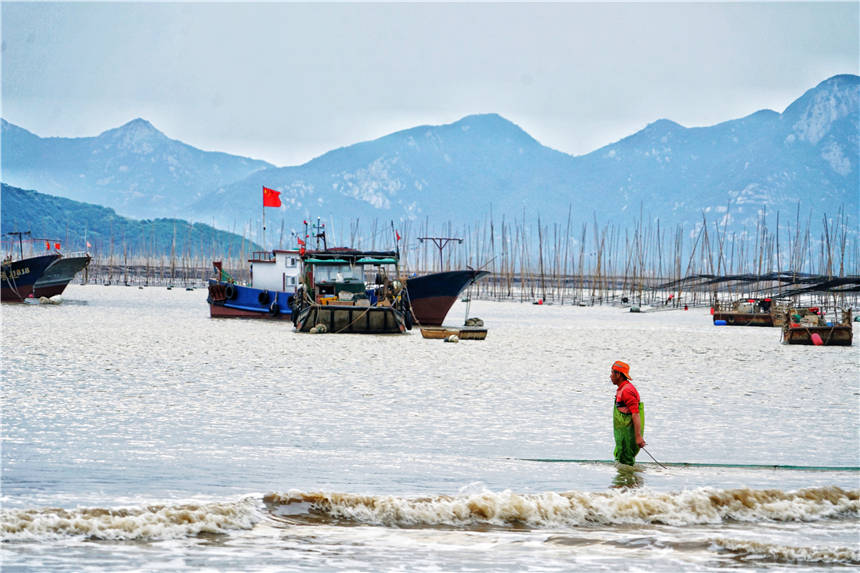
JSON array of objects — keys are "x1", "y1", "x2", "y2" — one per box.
[{"x1": 262, "y1": 193, "x2": 266, "y2": 251}]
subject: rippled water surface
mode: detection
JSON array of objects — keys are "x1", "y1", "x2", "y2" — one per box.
[{"x1": 2, "y1": 285, "x2": 859, "y2": 571}]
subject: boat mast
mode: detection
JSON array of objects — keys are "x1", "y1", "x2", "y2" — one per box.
[{"x1": 6, "y1": 231, "x2": 31, "y2": 260}]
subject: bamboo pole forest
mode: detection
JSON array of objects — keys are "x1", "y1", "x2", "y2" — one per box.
[{"x1": 73, "y1": 206, "x2": 859, "y2": 309}]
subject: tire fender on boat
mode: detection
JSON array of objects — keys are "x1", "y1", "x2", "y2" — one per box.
[
  {"x1": 270, "y1": 300, "x2": 280, "y2": 316},
  {"x1": 258, "y1": 290, "x2": 270, "y2": 305},
  {"x1": 225, "y1": 284, "x2": 237, "y2": 299}
]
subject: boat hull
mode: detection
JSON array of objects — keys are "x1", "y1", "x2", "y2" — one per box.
[
  {"x1": 406, "y1": 270, "x2": 490, "y2": 326},
  {"x1": 712, "y1": 312, "x2": 775, "y2": 327},
  {"x1": 782, "y1": 325, "x2": 853, "y2": 346},
  {"x1": 207, "y1": 280, "x2": 294, "y2": 319},
  {"x1": 33, "y1": 255, "x2": 91, "y2": 297},
  {"x1": 295, "y1": 304, "x2": 406, "y2": 334},
  {"x1": 1, "y1": 254, "x2": 62, "y2": 302},
  {"x1": 419, "y1": 326, "x2": 487, "y2": 340}
]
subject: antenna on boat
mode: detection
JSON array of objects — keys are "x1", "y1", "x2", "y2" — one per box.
[{"x1": 312, "y1": 218, "x2": 327, "y2": 251}]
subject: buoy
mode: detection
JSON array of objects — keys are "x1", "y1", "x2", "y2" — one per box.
[
  {"x1": 710, "y1": 307, "x2": 714, "y2": 315},
  {"x1": 630, "y1": 306, "x2": 640, "y2": 313},
  {"x1": 684, "y1": 305, "x2": 688, "y2": 311},
  {"x1": 714, "y1": 320, "x2": 727, "y2": 326},
  {"x1": 811, "y1": 333, "x2": 824, "y2": 346},
  {"x1": 444, "y1": 334, "x2": 459, "y2": 343}
]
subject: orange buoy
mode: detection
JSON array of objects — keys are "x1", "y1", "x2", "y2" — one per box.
[{"x1": 811, "y1": 333, "x2": 824, "y2": 346}]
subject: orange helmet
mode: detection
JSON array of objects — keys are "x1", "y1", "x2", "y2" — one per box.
[{"x1": 611, "y1": 360, "x2": 632, "y2": 380}]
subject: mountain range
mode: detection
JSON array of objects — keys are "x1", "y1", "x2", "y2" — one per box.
[{"x1": 2, "y1": 74, "x2": 858, "y2": 241}]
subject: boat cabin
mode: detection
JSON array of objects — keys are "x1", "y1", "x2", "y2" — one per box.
[{"x1": 249, "y1": 249, "x2": 301, "y2": 292}]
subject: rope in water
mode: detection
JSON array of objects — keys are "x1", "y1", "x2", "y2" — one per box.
[{"x1": 514, "y1": 458, "x2": 860, "y2": 471}]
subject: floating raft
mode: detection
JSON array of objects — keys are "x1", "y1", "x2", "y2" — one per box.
[{"x1": 420, "y1": 326, "x2": 487, "y2": 340}]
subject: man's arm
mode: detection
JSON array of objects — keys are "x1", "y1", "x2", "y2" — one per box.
[{"x1": 632, "y1": 412, "x2": 646, "y2": 448}]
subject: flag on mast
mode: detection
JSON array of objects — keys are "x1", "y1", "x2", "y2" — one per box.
[{"x1": 262, "y1": 186, "x2": 282, "y2": 207}]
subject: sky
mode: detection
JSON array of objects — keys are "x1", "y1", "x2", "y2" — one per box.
[{"x1": 2, "y1": 2, "x2": 858, "y2": 167}]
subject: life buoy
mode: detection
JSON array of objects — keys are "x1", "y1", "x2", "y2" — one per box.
[
  {"x1": 270, "y1": 300, "x2": 280, "y2": 316},
  {"x1": 258, "y1": 290, "x2": 270, "y2": 305},
  {"x1": 727, "y1": 316, "x2": 735, "y2": 324},
  {"x1": 225, "y1": 284, "x2": 237, "y2": 299}
]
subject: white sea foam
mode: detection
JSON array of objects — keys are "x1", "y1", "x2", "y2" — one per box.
[
  {"x1": 264, "y1": 486, "x2": 859, "y2": 528},
  {"x1": 1, "y1": 498, "x2": 261, "y2": 541},
  {"x1": 713, "y1": 537, "x2": 860, "y2": 565}
]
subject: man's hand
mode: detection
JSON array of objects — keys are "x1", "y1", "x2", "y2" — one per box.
[{"x1": 636, "y1": 436, "x2": 647, "y2": 448}]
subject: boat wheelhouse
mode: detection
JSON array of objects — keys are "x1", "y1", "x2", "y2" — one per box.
[{"x1": 291, "y1": 249, "x2": 411, "y2": 334}]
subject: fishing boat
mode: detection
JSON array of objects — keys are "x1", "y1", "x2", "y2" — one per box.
[
  {"x1": 33, "y1": 252, "x2": 92, "y2": 298},
  {"x1": 781, "y1": 306, "x2": 853, "y2": 346},
  {"x1": 404, "y1": 269, "x2": 490, "y2": 327},
  {"x1": 712, "y1": 298, "x2": 787, "y2": 326},
  {"x1": 2, "y1": 232, "x2": 62, "y2": 302},
  {"x1": 291, "y1": 247, "x2": 411, "y2": 334},
  {"x1": 207, "y1": 250, "x2": 301, "y2": 319}
]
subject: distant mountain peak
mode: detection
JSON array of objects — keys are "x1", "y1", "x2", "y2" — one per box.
[
  {"x1": 99, "y1": 117, "x2": 165, "y2": 141},
  {"x1": 783, "y1": 73, "x2": 859, "y2": 145}
]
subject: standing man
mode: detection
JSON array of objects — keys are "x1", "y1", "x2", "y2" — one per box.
[{"x1": 611, "y1": 360, "x2": 645, "y2": 466}]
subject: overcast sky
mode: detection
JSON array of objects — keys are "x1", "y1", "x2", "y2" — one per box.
[{"x1": 2, "y1": 2, "x2": 857, "y2": 166}]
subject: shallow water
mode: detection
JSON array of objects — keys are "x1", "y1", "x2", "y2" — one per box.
[{"x1": 2, "y1": 285, "x2": 858, "y2": 571}]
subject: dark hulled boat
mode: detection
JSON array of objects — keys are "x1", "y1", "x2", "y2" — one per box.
[
  {"x1": 33, "y1": 253, "x2": 92, "y2": 298},
  {"x1": 405, "y1": 270, "x2": 490, "y2": 326},
  {"x1": 1, "y1": 253, "x2": 62, "y2": 301}
]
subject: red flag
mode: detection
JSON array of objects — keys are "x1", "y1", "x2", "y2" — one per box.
[
  {"x1": 54, "y1": 242, "x2": 61, "y2": 250},
  {"x1": 296, "y1": 237, "x2": 306, "y2": 246},
  {"x1": 395, "y1": 231, "x2": 401, "y2": 241},
  {"x1": 262, "y1": 186, "x2": 282, "y2": 208},
  {"x1": 45, "y1": 241, "x2": 51, "y2": 251}
]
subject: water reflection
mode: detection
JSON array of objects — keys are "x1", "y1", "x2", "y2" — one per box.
[{"x1": 611, "y1": 464, "x2": 644, "y2": 489}]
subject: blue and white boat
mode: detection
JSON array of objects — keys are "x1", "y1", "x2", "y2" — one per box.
[{"x1": 207, "y1": 249, "x2": 301, "y2": 319}]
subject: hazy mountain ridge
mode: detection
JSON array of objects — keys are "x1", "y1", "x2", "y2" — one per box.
[
  {"x1": 1, "y1": 183, "x2": 259, "y2": 257},
  {"x1": 2, "y1": 75, "x2": 857, "y2": 238},
  {"x1": 1, "y1": 118, "x2": 273, "y2": 221}
]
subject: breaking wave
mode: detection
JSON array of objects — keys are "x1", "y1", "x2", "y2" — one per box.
[
  {"x1": 3, "y1": 486, "x2": 857, "y2": 542},
  {"x1": 1, "y1": 498, "x2": 261, "y2": 541},
  {"x1": 263, "y1": 486, "x2": 859, "y2": 528},
  {"x1": 714, "y1": 537, "x2": 860, "y2": 565}
]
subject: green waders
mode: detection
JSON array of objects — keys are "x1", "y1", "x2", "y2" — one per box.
[{"x1": 613, "y1": 402, "x2": 644, "y2": 466}]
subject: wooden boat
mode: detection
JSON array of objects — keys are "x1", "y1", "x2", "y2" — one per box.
[
  {"x1": 419, "y1": 326, "x2": 487, "y2": 340},
  {"x1": 712, "y1": 298, "x2": 787, "y2": 326},
  {"x1": 781, "y1": 307, "x2": 853, "y2": 346},
  {"x1": 292, "y1": 247, "x2": 411, "y2": 334}
]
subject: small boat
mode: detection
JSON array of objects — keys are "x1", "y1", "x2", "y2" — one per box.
[
  {"x1": 712, "y1": 298, "x2": 786, "y2": 326},
  {"x1": 2, "y1": 232, "x2": 62, "y2": 302},
  {"x1": 419, "y1": 326, "x2": 487, "y2": 340},
  {"x1": 781, "y1": 307, "x2": 853, "y2": 346},
  {"x1": 292, "y1": 248, "x2": 411, "y2": 334},
  {"x1": 404, "y1": 269, "x2": 490, "y2": 326},
  {"x1": 207, "y1": 250, "x2": 301, "y2": 319}
]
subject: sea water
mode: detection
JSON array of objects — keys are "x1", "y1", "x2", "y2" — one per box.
[{"x1": 1, "y1": 285, "x2": 858, "y2": 571}]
